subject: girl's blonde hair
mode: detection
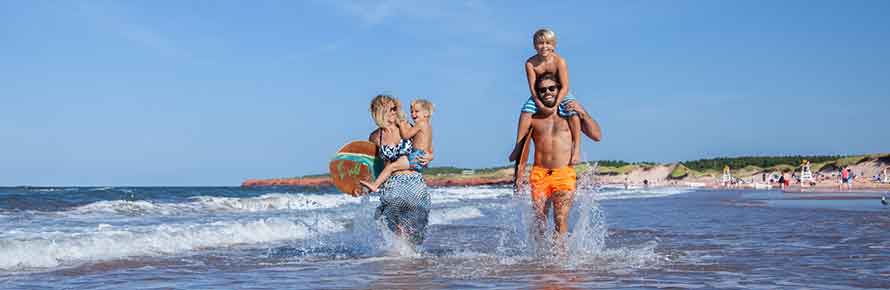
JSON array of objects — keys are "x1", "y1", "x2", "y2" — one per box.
[
  {"x1": 411, "y1": 99, "x2": 435, "y2": 117},
  {"x1": 533, "y1": 28, "x2": 557, "y2": 45},
  {"x1": 369, "y1": 94, "x2": 403, "y2": 128}
]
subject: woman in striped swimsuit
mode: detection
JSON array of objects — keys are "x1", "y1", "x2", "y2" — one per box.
[{"x1": 367, "y1": 94, "x2": 433, "y2": 245}]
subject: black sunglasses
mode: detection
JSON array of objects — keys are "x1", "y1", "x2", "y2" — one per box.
[{"x1": 537, "y1": 85, "x2": 560, "y2": 94}]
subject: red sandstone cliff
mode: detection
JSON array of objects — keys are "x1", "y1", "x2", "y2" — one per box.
[
  {"x1": 241, "y1": 177, "x2": 332, "y2": 187},
  {"x1": 241, "y1": 175, "x2": 513, "y2": 187}
]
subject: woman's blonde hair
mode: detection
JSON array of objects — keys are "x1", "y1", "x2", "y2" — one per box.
[
  {"x1": 369, "y1": 94, "x2": 403, "y2": 128},
  {"x1": 410, "y1": 99, "x2": 435, "y2": 117},
  {"x1": 533, "y1": 28, "x2": 557, "y2": 45}
]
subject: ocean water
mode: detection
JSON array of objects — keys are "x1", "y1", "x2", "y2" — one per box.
[{"x1": 1, "y1": 182, "x2": 888, "y2": 289}]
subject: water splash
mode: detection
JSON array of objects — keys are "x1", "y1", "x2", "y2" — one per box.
[
  {"x1": 337, "y1": 194, "x2": 421, "y2": 258},
  {"x1": 567, "y1": 193, "x2": 607, "y2": 259},
  {"x1": 569, "y1": 161, "x2": 607, "y2": 258},
  {"x1": 564, "y1": 161, "x2": 662, "y2": 271}
]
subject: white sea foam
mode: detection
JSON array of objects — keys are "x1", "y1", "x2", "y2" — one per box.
[
  {"x1": 429, "y1": 206, "x2": 484, "y2": 225},
  {"x1": 73, "y1": 200, "x2": 188, "y2": 215},
  {"x1": 430, "y1": 187, "x2": 513, "y2": 204},
  {"x1": 192, "y1": 193, "x2": 360, "y2": 212},
  {"x1": 0, "y1": 216, "x2": 344, "y2": 270},
  {"x1": 70, "y1": 193, "x2": 363, "y2": 216},
  {"x1": 66, "y1": 187, "x2": 688, "y2": 217},
  {"x1": 31, "y1": 188, "x2": 63, "y2": 192},
  {"x1": 590, "y1": 187, "x2": 693, "y2": 201}
]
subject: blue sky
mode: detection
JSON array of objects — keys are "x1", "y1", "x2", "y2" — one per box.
[{"x1": 1, "y1": 0, "x2": 888, "y2": 186}]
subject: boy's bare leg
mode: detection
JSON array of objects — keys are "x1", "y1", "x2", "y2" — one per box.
[
  {"x1": 569, "y1": 115, "x2": 581, "y2": 165},
  {"x1": 511, "y1": 112, "x2": 534, "y2": 161},
  {"x1": 360, "y1": 156, "x2": 409, "y2": 192}
]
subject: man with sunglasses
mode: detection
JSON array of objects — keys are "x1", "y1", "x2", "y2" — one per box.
[{"x1": 512, "y1": 72, "x2": 601, "y2": 250}]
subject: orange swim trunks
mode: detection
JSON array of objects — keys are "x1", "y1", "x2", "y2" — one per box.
[{"x1": 529, "y1": 166, "x2": 576, "y2": 200}]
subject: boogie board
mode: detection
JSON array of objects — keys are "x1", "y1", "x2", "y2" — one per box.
[
  {"x1": 330, "y1": 141, "x2": 383, "y2": 196},
  {"x1": 511, "y1": 129, "x2": 533, "y2": 186}
]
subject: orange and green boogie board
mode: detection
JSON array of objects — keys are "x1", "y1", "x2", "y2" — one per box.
[{"x1": 329, "y1": 141, "x2": 383, "y2": 196}]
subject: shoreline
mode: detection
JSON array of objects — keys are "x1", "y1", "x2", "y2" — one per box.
[
  {"x1": 241, "y1": 175, "x2": 514, "y2": 188},
  {"x1": 243, "y1": 153, "x2": 890, "y2": 191},
  {"x1": 241, "y1": 175, "x2": 890, "y2": 192}
]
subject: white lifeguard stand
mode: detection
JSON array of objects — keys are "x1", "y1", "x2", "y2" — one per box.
[
  {"x1": 800, "y1": 160, "x2": 814, "y2": 183},
  {"x1": 722, "y1": 165, "x2": 732, "y2": 186}
]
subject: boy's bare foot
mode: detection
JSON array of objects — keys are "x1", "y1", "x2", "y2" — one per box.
[{"x1": 359, "y1": 180, "x2": 379, "y2": 192}]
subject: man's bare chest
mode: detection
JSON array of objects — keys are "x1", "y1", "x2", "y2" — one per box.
[{"x1": 531, "y1": 117, "x2": 570, "y2": 135}]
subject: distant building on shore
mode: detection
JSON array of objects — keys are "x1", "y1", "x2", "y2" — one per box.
[{"x1": 722, "y1": 165, "x2": 732, "y2": 186}]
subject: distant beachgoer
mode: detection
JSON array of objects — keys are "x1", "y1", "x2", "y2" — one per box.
[
  {"x1": 364, "y1": 95, "x2": 433, "y2": 245},
  {"x1": 511, "y1": 72, "x2": 601, "y2": 249},
  {"x1": 841, "y1": 167, "x2": 850, "y2": 190},
  {"x1": 643, "y1": 179, "x2": 649, "y2": 188},
  {"x1": 778, "y1": 173, "x2": 786, "y2": 190},
  {"x1": 362, "y1": 99, "x2": 435, "y2": 192}
]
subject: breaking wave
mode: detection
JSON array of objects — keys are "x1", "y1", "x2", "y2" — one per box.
[{"x1": 0, "y1": 217, "x2": 344, "y2": 270}]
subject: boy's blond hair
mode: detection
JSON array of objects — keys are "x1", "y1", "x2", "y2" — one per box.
[
  {"x1": 411, "y1": 99, "x2": 435, "y2": 117},
  {"x1": 369, "y1": 94, "x2": 403, "y2": 128},
  {"x1": 533, "y1": 28, "x2": 557, "y2": 45}
]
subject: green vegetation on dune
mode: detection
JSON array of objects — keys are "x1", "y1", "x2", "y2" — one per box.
[
  {"x1": 669, "y1": 164, "x2": 689, "y2": 179},
  {"x1": 596, "y1": 160, "x2": 631, "y2": 167},
  {"x1": 421, "y1": 166, "x2": 466, "y2": 175},
  {"x1": 424, "y1": 165, "x2": 513, "y2": 177},
  {"x1": 681, "y1": 155, "x2": 843, "y2": 172},
  {"x1": 813, "y1": 153, "x2": 889, "y2": 172},
  {"x1": 834, "y1": 155, "x2": 868, "y2": 168},
  {"x1": 297, "y1": 173, "x2": 330, "y2": 178},
  {"x1": 297, "y1": 165, "x2": 511, "y2": 178},
  {"x1": 595, "y1": 164, "x2": 640, "y2": 176}
]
